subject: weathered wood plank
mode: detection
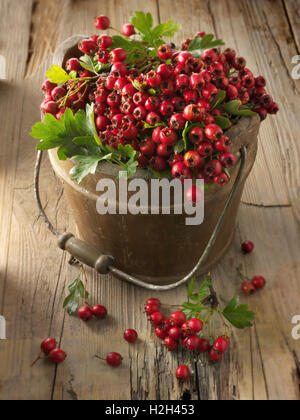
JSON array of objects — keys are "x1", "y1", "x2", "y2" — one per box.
[{"x1": 284, "y1": 0, "x2": 300, "y2": 52}]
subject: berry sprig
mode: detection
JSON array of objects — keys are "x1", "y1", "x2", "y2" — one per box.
[
  {"x1": 31, "y1": 11, "x2": 279, "y2": 185},
  {"x1": 237, "y1": 267, "x2": 266, "y2": 295},
  {"x1": 31, "y1": 338, "x2": 66, "y2": 366},
  {"x1": 145, "y1": 274, "x2": 255, "y2": 381}
]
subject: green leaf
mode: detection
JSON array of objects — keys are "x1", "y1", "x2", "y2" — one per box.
[
  {"x1": 218, "y1": 100, "x2": 257, "y2": 117},
  {"x1": 131, "y1": 11, "x2": 154, "y2": 43},
  {"x1": 188, "y1": 34, "x2": 225, "y2": 58},
  {"x1": 144, "y1": 121, "x2": 166, "y2": 129},
  {"x1": 151, "y1": 20, "x2": 181, "y2": 40},
  {"x1": 222, "y1": 296, "x2": 255, "y2": 329},
  {"x1": 174, "y1": 139, "x2": 185, "y2": 154},
  {"x1": 214, "y1": 116, "x2": 231, "y2": 129},
  {"x1": 148, "y1": 167, "x2": 172, "y2": 179},
  {"x1": 31, "y1": 104, "x2": 101, "y2": 160},
  {"x1": 63, "y1": 273, "x2": 89, "y2": 315},
  {"x1": 70, "y1": 153, "x2": 112, "y2": 183},
  {"x1": 46, "y1": 64, "x2": 72, "y2": 84},
  {"x1": 211, "y1": 90, "x2": 226, "y2": 110},
  {"x1": 79, "y1": 54, "x2": 100, "y2": 75}
]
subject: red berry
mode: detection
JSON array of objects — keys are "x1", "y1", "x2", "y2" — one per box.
[
  {"x1": 213, "y1": 336, "x2": 230, "y2": 354},
  {"x1": 202, "y1": 83, "x2": 218, "y2": 100},
  {"x1": 208, "y1": 348, "x2": 222, "y2": 362},
  {"x1": 42, "y1": 79, "x2": 56, "y2": 93},
  {"x1": 140, "y1": 139, "x2": 156, "y2": 156},
  {"x1": 169, "y1": 113, "x2": 186, "y2": 131},
  {"x1": 94, "y1": 15, "x2": 110, "y2": 30},
  {"x1": 106, "y1": 352, "x2": 122, "y2": 367},
  {"x1": 78, "y1": 39, "x2": 97, "y2": 55},
  {"x1": 146, "y1": 70, "x2": 161, "y2": 88},
  {"x1": 201, "y1": 49, "x2": 218, "y2": 64},
  {"x1": 185, "y1": 335, "x2": 202, "y2": 351},
  {"x1": 157, "y1": 143, "x2": 173, "y2": 157},
  {"x1": 98, "y1": 34, "x2": 113, "y2": 49},
  {"x1": 41, "y1": 338, "x2": 57, "y2": 355},
  {"x1": 214, "y1": 173, "x2": 229, "y2": 186},
  {"x1": 219, "y1": 152, "x2": 236, "y2": 168},
  {"x1": 188, "y1": 318, "x2": 203, "y2": 334},
  {"x1": 170, "y1": 311, "x2": 186, "y2": 327},
  {"x1": 198, "y1": 338, "x2": 209, "y2": 353},
  {"x1": 157, "y1": 44, "x2": 173, "y2": 60},
  {"x1": 155, "y1": 326, "x2": 168, "y2": 339},
  {"x1": 241, "y1": 281, "x2": 256, "y2": 295},
  {"x1": 204, "y1": 124, "x2": 223, "y2": 141},
  {"x1": 122, "y1": 23, "x2": 135, "y2": 37},
  {"x1": 188, "y1": 127, "x2": 204, "y2": 144},
  {"x1": 111, "y1": 62, "x2": 128, "y2": 78},
  {"x1": 176, "y1": 365, "x2": 190, "y2": 381},
  {"x1": 241, "y1": 241, "x2": 254, "y2": 254},
  {"x1": 41, "y1": 100, "x2": 59, "y2": 115},
  {"x1": 183, "y1": 104, "x2": 202, "y2": 122},
  {"x1": 111, "y1": 48, "x2": 127, "y2": 63},
  {"x1": 252, "y1": 276, "x2": 266, "y2": 290},
  {"x1": 66, "y1": 58, "x2": 81, "y2": 72},
  {"x1": 203, "y1": 160, "x2": 222, "y2": 177},
  {"x1": 78, "y1": 306, "x2": 93, "y2": 321},
  {"x1": 189, "y1": 73, "x2": 205, "y2": 89},
  {"x1": 133, "y1": 91, "x2": 148, "y2": 106},
  {"x1": 146, "y1": 298, "x2": 161, "y2": 307},
  {"x1": 49, "y1": 348, "x2": 66, "y2": 364},
  {"x1": 160, "y1": 127, "x2": 177, "y2": 146},
  {"x1": 150, "y1": 312, "x2": 165, "y2": 326},
  {"x1": 157, "y1": 63, "x2": 173, "y2": 80},
  {"x1": 184, "y1": 151, "x2": 201, "y2": 168},
  {"x1": 175, "y1": 74, "x2": 189, "y2": 89},
  {"x1": 149, "y1": 156, "x2": 167, "y2": 172},
  {"x1": 184, "y1": 89, "x2": 198, "y2": 104},
  {"x1": 145, "y1": 301, "x2": 160, "y2": 315},
  {"x1": 145, "y1": 96, "x2": 160, "y2": 112},
  {"x1": 168, "y1": 326, "x2": 182, "y2": 341},
  {"x1": 92, "y1": 304, "x2": 107, "y2": 319},
  {"x1": 133, "y1": 105, "x2": 147, "y2": 121},
  {"x1": 96, "y1": 115, "x2": 110, "y2": 131},
  {"x1": 164, "y1": 336, "x2": 178, "y2": 351},
  {"x1": 160, "y1": 100, "x2": 174, "y2": 117},
  {"x1": 124, "y1": 329, "x2": 138, "y2": 343},
  {"x1": 171, "y1": 162, "x2": 192, "y2": 181},
  {"x1": 146, "y1": 112, "x2": 161, "y2": 126}
]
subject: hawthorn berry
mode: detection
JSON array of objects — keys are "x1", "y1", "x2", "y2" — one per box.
[
  {"x1": 208, "y1": 348, "x2": 222, "y2": 362},
  {"x1": 168, "y1": 326, "x2": 182, "y2": 341},
  {"x1": 157, "y1": 44, "x2": 173, "y2": 60},
  {"x1": 122, "y1": 23, "x2": 135, "y2": 37},
  {"x1": 188, "y1": 318, "x2": 204, "y2": 334},
  {"x1": 172, "y1": 162, "x2": 192, "y2": 181},
  {"x1": 213, "y1": 336, "x2": 230, "y2": 354},
  {"x1": 92, "y1": 304, "x2": 107, "y2": 319},
  {"x1": 204, "y1": 124, "x2": 223, "y2": 141},
  {"x1": 106, "y1": 352, "x2": 123, "y2": 367},
  {"x1": 241, "y1": 241, "x2": 254, "y2": 254},
  {"x1": 185, "y1": 335, "x2": 202, "y2": 351},
  {"x1": 150, "y1": 312, "x2": 165, "y2": 326},
  {"x1": 149, "y1": 156, "x2": 167, "y2": 172},
  {"x1": 78, "y1": 306, "x2": 93, "y2": 321},
  {"x1": 184, "y1": 151, "x2": 201, "y2": 168},
  {"x1": 170, "y1": 311, "x2": 186, "y2": 327},
  {"x1": 176, "y1": 365, "x2": 190, "y2": 381},
  {"x1": 241, "y1": 281, "x2": 256, "y2": 295},
  {"x1": 252, "y1": 275, "x2": 266, "y2": 290},
  {"x1": 41, "y1": 338, "x2": 57, "y2": 355},
  {"x1": 124, "y1": 329, "x2": 138, "y2": 343},
  {"x1": 164, "y1": 336, "x2": 178, "y2": 351},
  {"x1": 94, "y1": 15, "x2": 110, "y2": 30},
  {"x1": 49, "y1": 348, "x2": 66, "y2": 364}
]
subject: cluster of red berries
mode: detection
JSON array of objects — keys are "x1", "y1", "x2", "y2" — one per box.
[
  {"x1": 40, "y1": 14, "x2": 278, "y2": 186},
  {"x1": 31, "y1": 338, "x2": 66, "y2": 366},
  {"x1": 145, "y1": 297, "x2": 230, "y2": 381},
  {"x1": 78, "y1": 303, "x2": 107, "y2": 321},
  {"x1": 240, "y1": 240, "x2": 266, "y2": 295}
]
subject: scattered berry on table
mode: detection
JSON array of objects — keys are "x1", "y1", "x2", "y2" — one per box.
[
  {"x1": 78, "y1": 306, "x2": 93, "y2": 321},
  {"x1": 241, "y1": 241, "x2": 254, "y2": 254},
  {"x1": 92, "y1": 304, "x2": 107, "y2": 319},
  {"x1": 252, "y1": 275, "x2": 266, "y2": 290},
  {"x1": 124, "y1": 329, "x2": 138, "y2": 343},
  {"x1": 41, "y1": 338, "x2": 57, "y2": 355},
  {"x1": 49, "y1": 348, "x2": 66, "y2": 364},
  {"x1": 241, "y1": 281, "x2": 256, "y2": 295}
]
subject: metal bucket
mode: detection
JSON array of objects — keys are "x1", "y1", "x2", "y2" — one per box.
[{"x1": 37, "y1": 37, "x2": 260, "y2": 289}]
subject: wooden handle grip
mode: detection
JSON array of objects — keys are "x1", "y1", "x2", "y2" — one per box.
[{"x1": 57, "y1": 232, "x2": 112, "y2": 274}]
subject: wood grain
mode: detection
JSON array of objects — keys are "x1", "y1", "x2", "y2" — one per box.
[{"x1": 0, "y1": 0, "x2": 299, "y2": 400}]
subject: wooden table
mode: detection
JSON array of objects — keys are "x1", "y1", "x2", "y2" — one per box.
[{"x1": 0, "y1": 0, "x2": 299, "y2": 401}]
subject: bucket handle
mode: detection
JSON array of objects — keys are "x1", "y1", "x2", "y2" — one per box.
[{"x1": 34, "y1": 147, "x2": 247, "y2": 291}]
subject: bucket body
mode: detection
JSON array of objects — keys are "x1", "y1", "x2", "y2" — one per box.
[
  {"x1": 48, "y1": 38, "x2": 260, "y2": 285},
  {"x1": 49, "y1": 116, "x2": 260, "y2": 285}
]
